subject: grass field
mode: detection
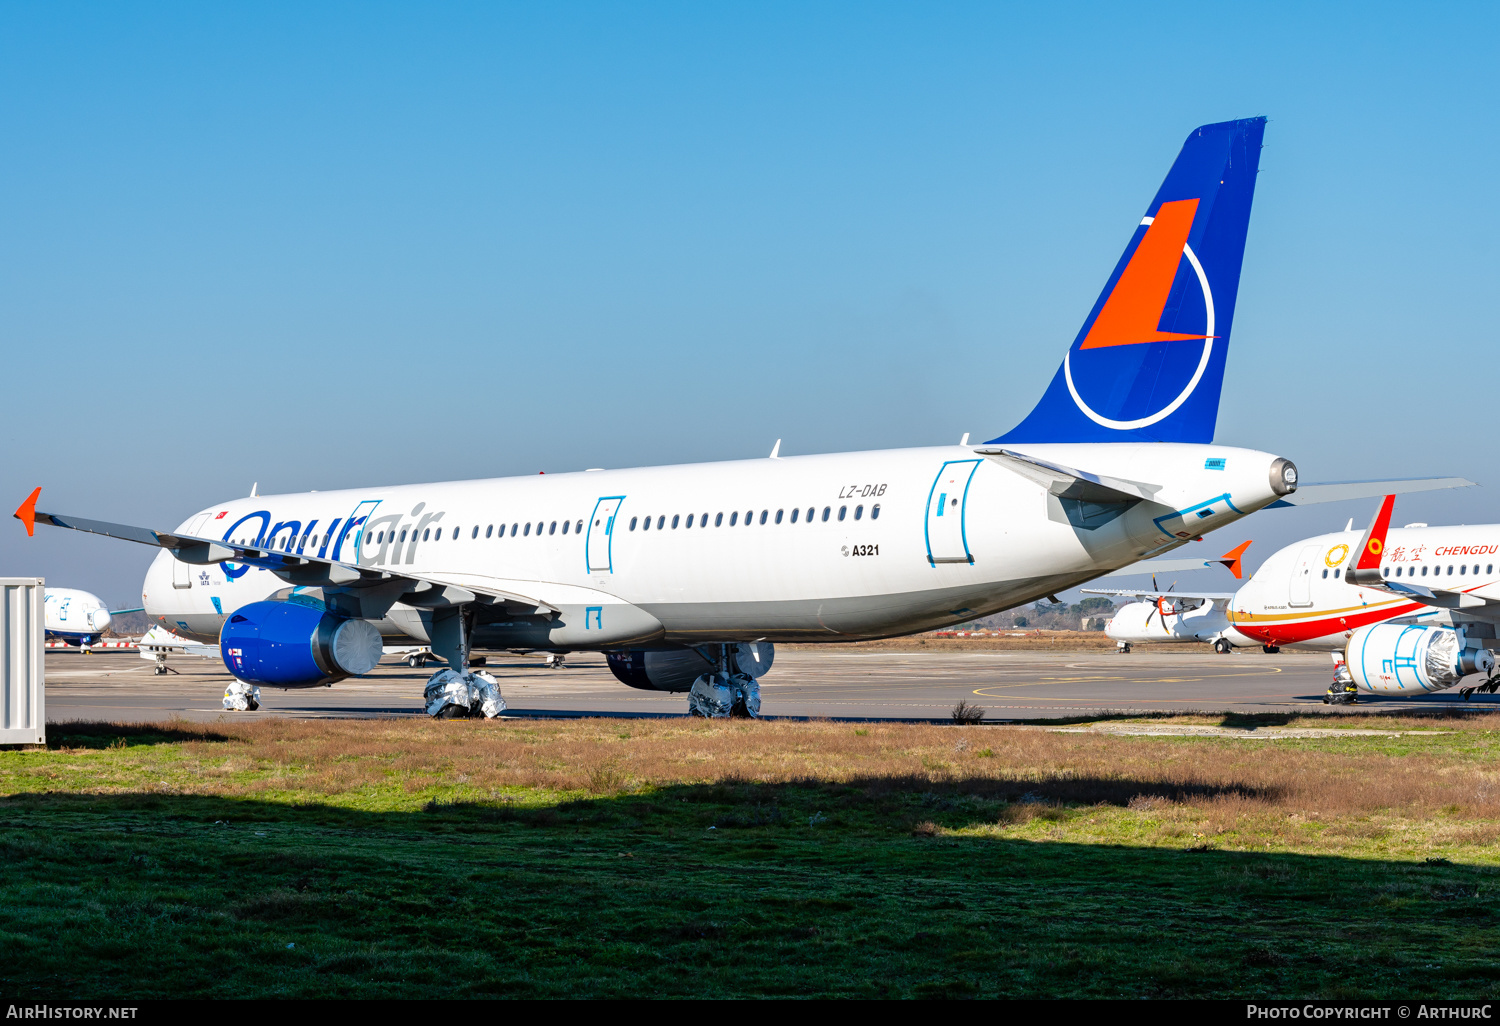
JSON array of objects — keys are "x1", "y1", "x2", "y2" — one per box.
[{"x1": 4, "y1": 713, "x2": 1500, "y2": 999}]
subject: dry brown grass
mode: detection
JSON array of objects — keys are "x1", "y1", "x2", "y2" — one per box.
[{"x1": 36, "y1": 716, "x2": 1500, "y2": 833}]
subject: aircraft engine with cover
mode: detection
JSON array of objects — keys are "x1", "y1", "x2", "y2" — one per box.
[{"x1": 13, "y1": 118, "x2": 1462, "y2": 718}]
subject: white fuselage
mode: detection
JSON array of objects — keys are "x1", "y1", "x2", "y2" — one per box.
[
  {"x1": 44, "y1": 588, "x2": 111, "y2": 643},
  {"x1": 142, "y1": 443, "x2": 1289, "y2": 648},
  {"x1": 1227, "y1": 526, "x2": 1500, "y2": 650}
]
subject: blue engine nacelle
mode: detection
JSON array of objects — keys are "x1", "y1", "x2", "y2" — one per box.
[{"x1": 220, "y1": 600, "x2": 383, "y2": 687}]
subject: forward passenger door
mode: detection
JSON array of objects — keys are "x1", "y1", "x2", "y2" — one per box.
[{"x1": 587, "y1": 497, "x2": 625, "y2": 573}]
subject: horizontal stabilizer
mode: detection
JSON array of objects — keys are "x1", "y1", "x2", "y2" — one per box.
[
  {"x1": 976, "y1": 448, "x2": 1159, "y2": 504},
  {"x1": 1267, "y1": 477, "x2": 1474, "y2": 508}
]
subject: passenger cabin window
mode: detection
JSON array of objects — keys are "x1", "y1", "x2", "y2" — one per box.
[
  {"x1": 511, "y1": 523, "x2": 519, "y2": 536},
  {"x1": 790, "y1": 508, "x2": 799, "y2": 523},
  {"x1": 715, "y1": 513, "x2": 723, "y2": 527},
  {"x1": 1334, "y1": 568, "x2": 1340, "y2": 578},
  {"x1": 759, "y1": 510, "x2": 768, "y2": 525},
  {"x1": 562, "y1": 520, "x2": 570, "y2": 534},
  {"x1": 1383, "y1": 567, "x2": 1390, "y2": 577},
  {"x1": 700, "y1": 512, "x2": 708, "y2": 526},
  {"x1": 745, "y1": 510, "x2": 753, "y2": 525},
  {"x1": 642, "y1": 516, "x2": 651, "y2": 531},
  {"x1": 485, "y1": 525, "x2": 492, "y2": 538},
  {"x1": 730, "y1": 512, "x2": 738, "y2": 526},
  {"x1": 822, "y1": 506, "x2": 831, "y2": 522},
  {"x1": 1421, "y1": 565, "x2": 1427, "y2": 576},
  {"x1": 775, "y1": 509, "x2": 783, "y2": 524},
  {"x1": 657, "y1": 516, "x2": 665, "y2": 530},
  {"x1": 838, "y1": 506, "x2": 847, "y2": 521},
  {"x1": 686, "y1": 514, "x2": 694, "y2": 528},
  {"x1": 524, "y1": 524, "x2": 531, "y2": 536},
  {"x1": 872, "y1": 504, "x2": 880, "y2": 520},
  {"x1": 1447, "y1": 565, "x2": 1454, "y2": 575},
  {"x1": 854, "y1": 505, "x2": 863, "y2": 520},
  {"x1": 453, "y1": 527, "x2": 460, "y2": 540},
  {"x1": 423, "y1": 528, "x2": 431, "y2": 541},
  {"x1": 549, "y1": 521, "x2": 557, "y2": 535},
  {"x1": 1321, "y1": 569, "x2": 1328, "y2": 579},
  {"x1": 672, "y1": 515, "x2": 680, "y2": 529},
  {"x1": 1460, "y1": 564, "x2": 1467, "y2": 575},
  {"x1": 630, "y1": 517, "x2": 638, "y2": 531}
]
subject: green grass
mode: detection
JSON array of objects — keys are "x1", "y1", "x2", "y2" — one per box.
[{"x1": 1, "y1": 720, "x2": 1498, "y2": 998}]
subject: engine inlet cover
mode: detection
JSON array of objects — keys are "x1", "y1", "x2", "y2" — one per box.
[{"x1": 220, "y1": 600, "x2": 382, "y2": 687}]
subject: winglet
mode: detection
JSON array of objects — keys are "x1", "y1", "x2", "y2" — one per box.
[
  {"x1": 13, "y1": 487, "x2": 40, "y2": 537},
  {"x1": 1354, "y1": 495, "x2": 1396, "y2": 571},
  {"x1": 1216, "y1": 540, "x2": 1252, "y2": 580}
]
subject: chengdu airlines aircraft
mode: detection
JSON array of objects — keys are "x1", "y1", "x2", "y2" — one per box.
[
  {"x1": 1228, "y1": 496, "x2": 1500, "y2": 701},
  {"x1": 43, "y1": 588, "x2": 142, "y2": 650},
  {"x1": 12, "y1": 118, "x2": 1461, "y2": 717}
]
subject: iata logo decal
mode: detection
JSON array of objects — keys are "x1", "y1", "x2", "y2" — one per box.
[
  {"x1": 1325, "y1": 544, "x2": 1350, "y2": 567},
  {"x1": 1064, "y1": 197, "x2": 1217, "y2": 430}
]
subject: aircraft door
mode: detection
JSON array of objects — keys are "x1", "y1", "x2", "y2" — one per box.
[
  {"x1": 172, "y1": 513, "x2": 212, "y2": 589},
  {"x1": 925, "y1": 460, "x2": 982, "y2": 565},
  {"x1": 586, "y1": 496, "x2": 625, "y2": 573},
  {"x1": 1288, "y1": 544, "x2": 1321, "y2": 607},
  {"x1": 334, "y1": 500, "x2": 382, "y2": 562}
]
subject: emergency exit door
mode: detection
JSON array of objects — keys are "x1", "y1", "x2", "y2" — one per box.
[
  {"x1": 925, "y1": 461, "x2": 981, "y2": 565},
  {"x1": 587, "y1": 497, "x2": 625, "y2": 573},
  {"x1": 172, "y1": 513, "x2": 212, "y2": 588}
]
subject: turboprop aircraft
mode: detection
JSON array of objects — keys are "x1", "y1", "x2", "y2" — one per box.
[
  {"x1": 1084, "y1": 542, "x2": 1258, "y2": 653},
  {"x1": 1227, "y1": 495, "x2": 1500, "y2": 702},
  {"x1": 10, "y1": 118, "x2": 1466, "y2": 718},
  {"x1": 43, "y1": 588, "x2": 143, "y2": 651}
]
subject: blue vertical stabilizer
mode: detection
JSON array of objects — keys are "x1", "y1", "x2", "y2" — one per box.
[{"x1": 991, "y1": 117, "x2": 1266, "y2": 445}]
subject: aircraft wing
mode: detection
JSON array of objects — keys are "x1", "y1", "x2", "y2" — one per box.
[
  {"x1": 1265, "y1": 477, "x2": 1473, "y2": 508},
  {"x1": 13, "y1": 488, "x2": 558, "y2": 619},
  {"x1": 1082, "y1": 587, "x2": 1236, "y2": 602}
]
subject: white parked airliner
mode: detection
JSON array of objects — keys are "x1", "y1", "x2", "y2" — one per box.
[{"x1": 14, "y1": 118, "x2": 1462, "y2": 717}]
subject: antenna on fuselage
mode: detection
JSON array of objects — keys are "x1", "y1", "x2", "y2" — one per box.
[
  {"x1": 769, "y1": 439, "x2": 782, "y2": 459},
  {"x1": 250, "y1": 482, "x2": 258, "y2": 497}
]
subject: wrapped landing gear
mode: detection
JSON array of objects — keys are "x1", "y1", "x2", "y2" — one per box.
[
  {"x1": 1213, "y1": 638, "x2": 1233, "y2": 655},
  {"x1": 688, "y1": 671, "x2": 760, "y2": 719},
  {"x1": 223, "y1": 679, "x2": 261, "y2": 712},
  {"x1": 1262, "y1": 644, "x2": 1281, "y2": 654},
  {"x1": 1324, "y1": 655, "x2": 1357, "y2": 705},
  {"x1": 424, "y1": 669, "x2": 507, "y2": 719},
  {"x1": 1116, "y1": 642, "x2": 1132, "y2": 654},
  {"x1": 545, "y1": 653, "x2": 567, "y2": 670}
]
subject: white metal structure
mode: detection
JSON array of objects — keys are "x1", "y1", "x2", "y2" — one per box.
[{"x1": 0, "y1": 579, "x2": 46, "y2": 745}]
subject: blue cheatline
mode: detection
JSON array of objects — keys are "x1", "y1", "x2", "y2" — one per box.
[{"x1": 992, "y1": 117, "x2": 1267, "y2": 445}]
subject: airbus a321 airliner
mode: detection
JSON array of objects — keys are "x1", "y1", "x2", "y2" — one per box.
[{"x1": 15, "y1": 118, "x2": 1457, "y2": 717}]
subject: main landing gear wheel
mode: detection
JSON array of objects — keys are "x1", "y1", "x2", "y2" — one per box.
[
  {"x1": 1262, "y1": 645, "x2": 1281, "y2": 655},
  {"x1": 545, "y1": 653, "x2": 567, "y2": 670},
  {"x1": 424, "y1": 669, "x2": 507, "y2": 719},
  {"x1": 1213, "y1": 638, "x2": 1232, "y2": 655},
  {"x1": 223, "y1": 680, "x2": 261, "y2": 712},
  {"x1": 1116, "y1": 642, "x2": 1132, "y2": 655}
]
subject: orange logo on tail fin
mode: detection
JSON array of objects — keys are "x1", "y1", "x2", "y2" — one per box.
[{"x1": 1080, "y1": 198, "x2": 1214, "y2": 350}]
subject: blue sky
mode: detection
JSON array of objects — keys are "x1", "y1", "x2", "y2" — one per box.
[{"x1": 2, "y1": 2, "x2": 1497, "y2": 607}]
